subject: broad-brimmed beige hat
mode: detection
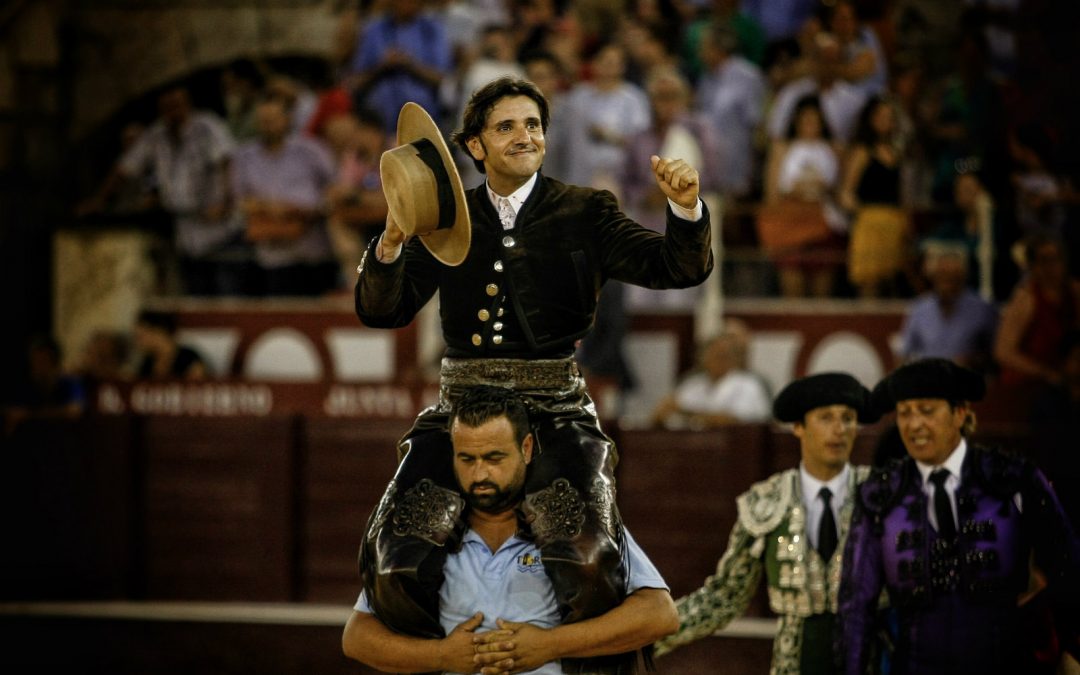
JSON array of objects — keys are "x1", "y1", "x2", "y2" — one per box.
[{"x1": 380, "y1": 102, "x2": 471, "y2": 266}]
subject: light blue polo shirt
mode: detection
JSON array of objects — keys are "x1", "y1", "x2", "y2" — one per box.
[{"x1": 354, "y1": 528, "x2": 667, "y2": 674}]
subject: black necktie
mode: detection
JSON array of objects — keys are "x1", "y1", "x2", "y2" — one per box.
[
  {"x1": 817, "y1": 487, "x2": 838, "y2": 561},
  {"x1": 929, "y1": 469, "x2": 957, "y2": 540}
]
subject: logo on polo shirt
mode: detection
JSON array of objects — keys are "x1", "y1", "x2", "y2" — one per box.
[{"x1": 516, "y1": 552, "x2": 543, "y2": 573}]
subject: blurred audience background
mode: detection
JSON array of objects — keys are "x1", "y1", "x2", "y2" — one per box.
[
  {"x1": 2, "y1": 5, "x2": 1080, "y2": 672},
  {"x1": 3, "y1": 0, "x2": 1079, "y2": 427}
]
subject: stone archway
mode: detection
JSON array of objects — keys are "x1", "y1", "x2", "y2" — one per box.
[
  {"x1": 68, "y1": 0, "x2": 345, "y2": 140},
  {"x1": 26, "y1": 1, "x2": 354, "y2": 369}
]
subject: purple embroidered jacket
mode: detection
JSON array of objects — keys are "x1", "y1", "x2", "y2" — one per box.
[{"x1": 837, "y1": 444, "x2": 1080, "y2": 675}]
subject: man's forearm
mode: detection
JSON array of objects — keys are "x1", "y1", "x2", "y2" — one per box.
[
  {"x1": 655, "y1": 523, "x2": 763, "y2": 657},
  {"x1": 342, "y1": 611, "x2": 444, "y2": 673},
  {"x1": 550, "y1": 588, "x2": 678, "y2": 659},
  {"x1": 354, "y1": 237, "x2": 415, "y2": 328}
]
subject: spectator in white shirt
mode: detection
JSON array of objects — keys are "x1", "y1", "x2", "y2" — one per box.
[{"x1": 650, "y1": 330, "x2": 772, "y2": 429}]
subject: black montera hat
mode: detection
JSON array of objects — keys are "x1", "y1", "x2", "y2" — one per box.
[
  {"x1": 773, "y1": 372, "x2": 877, "y2": 423},
  {"x1": 871, "y1": 358, "x2": 986, "y2": 416}
]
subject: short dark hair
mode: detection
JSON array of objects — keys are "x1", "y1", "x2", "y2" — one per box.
[
  {"x1": 707, "y1": 21, "x2": 740, "y2": 55},
  {"x1": 137, "y1": 309, "x2": 177, "y2": 335},
  {"x1": 450, "y1": 385, "x2": 531, "y2": 446},
  {"x1": 225, "y1": 58, "x2": 265, "y2": 89},
  {"x1": 787, "y1": 95, "x2": 831, "y2": 140},
  {"x1": 353, "y1": 105, "x2": 386, "y2": 131},
  {"x1": 521, "y1": 49, "x2": 562, "y2": 74},
  {"x1": 451, "y1": 76, "x2": 550, "y2": 174},
  {"x1": 853, "y1": 96, "x2": 890, "y2": 146}
]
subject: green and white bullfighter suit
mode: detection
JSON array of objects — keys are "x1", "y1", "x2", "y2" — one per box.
[{"x1": 655, "y1": 465, "x2": 870, "y2": 675}]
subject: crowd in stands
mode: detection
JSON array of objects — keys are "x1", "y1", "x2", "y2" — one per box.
[
  {"x1": 51, "y1": 1, "x2": 1080, "y2": 432},
  {"x1": 1, "y1": 309, "x2": 214, "y2": 434},
  {"x1": 70, "y1": 0, "x2": 1078, "y2": 303}
]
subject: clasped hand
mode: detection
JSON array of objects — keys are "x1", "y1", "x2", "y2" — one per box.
[{"x1": 444, "y1": 614, "x2": 555, "y2": 674}]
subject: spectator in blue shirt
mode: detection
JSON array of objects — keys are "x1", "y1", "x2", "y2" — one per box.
[
  {"x1": 898, "y1": 242, "x2": 998, "y2": 372},
  {"x1": 345, "y1": 0, "x2": 453, "y2": 133},
  {"x1": 3, "y1": 336, "x2": 85, "y2": 435},
  {"x1": 343, "y1": 385, "x2": 677, "y2": 674}
]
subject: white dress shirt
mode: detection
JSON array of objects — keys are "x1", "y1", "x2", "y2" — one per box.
[
  {"x1": 915, "y1": 440, "x2": 968, "y2": 532},
  {"x1": 485, "y1": 173, "x2": 538, "y2": 229},
  {"x1": 915, "y1": 438, "x2": 1024, "y2": 533},
  {"x1": 800, "y1": 463, "x2": 850, "y2": 552}
]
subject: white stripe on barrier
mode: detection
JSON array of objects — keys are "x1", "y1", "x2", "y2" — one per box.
[{"x1": 0, "y1": 602, "x2": 779, "y2": 638}]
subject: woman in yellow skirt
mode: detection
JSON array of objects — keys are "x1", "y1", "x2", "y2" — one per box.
[{"x1": 841, "y1": 97, "x2": 908, "y2": 297}]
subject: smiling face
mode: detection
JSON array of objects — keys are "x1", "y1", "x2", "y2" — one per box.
[
  {"x1": 895, "y1": 398, "x2": 966, "y2": 465},
  {"x1": 466, "y1": 95, "x2": 546, "y2": 195},
  {"x1": 795, "y1": 404, "x2": 858, "y2": 478},
  {"x1": 451, "y1": 415, "x2": 533, "y2": 514}
]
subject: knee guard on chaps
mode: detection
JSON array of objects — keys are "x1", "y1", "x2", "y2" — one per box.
[
  {"x1": 358, "y1": 421, "x2": 464, "y2": 640},
  {"x1": 522, "y1": 416, "x2": 644, "y2": 674},
  {"x1": 522, "y1": 417, "x2": 626, "y2": 622}
]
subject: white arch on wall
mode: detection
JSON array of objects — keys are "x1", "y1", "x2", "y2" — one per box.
[
  {"x1": 805, "y1": 331, "x2": 884, "y2": 388},
  {"x1": 243, "y1": 327, "x2": 324, "y2": 382}
]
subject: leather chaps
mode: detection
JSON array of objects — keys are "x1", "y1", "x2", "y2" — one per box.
[{"x1": 358, "y1": 358, "x2": 642, "y2": 673}]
